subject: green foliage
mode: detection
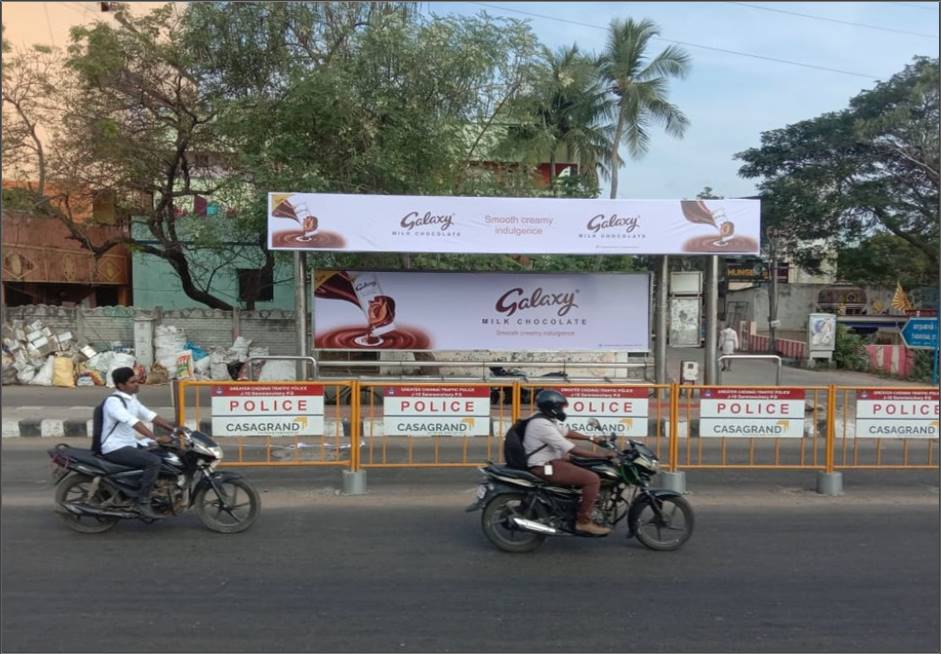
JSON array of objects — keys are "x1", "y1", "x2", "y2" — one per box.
[
  {"x1": 737, "y1": 57, "x2": 939, "y2": 274},
  {"x1": 908, "y1": 350, "x2": 935, "y2": 383},
  {"x1": 833, "y1": 325, "x2": 870, "y2": 372},
  {"x1": 836, "y1": 233, "x2": 936, "y2": 289}
]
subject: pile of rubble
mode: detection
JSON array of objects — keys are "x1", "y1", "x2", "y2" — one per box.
[{"x1": 1, "y1": 319, "x2": 284, "y2": 387}]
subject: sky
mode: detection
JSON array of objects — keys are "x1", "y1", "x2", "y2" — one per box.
[{"x1": 3, "y1": 1, "x2": 939, "y2": 200}]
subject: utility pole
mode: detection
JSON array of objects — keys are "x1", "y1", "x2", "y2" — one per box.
[
  {"x1": 704, "y1": 255, "x2": 719, "y2": 384},
  {"x1": 655, "y1": 256, "x2": 669, "y2": 383},
  {"x1": 768, "y1": 235, "x2": 779, "y2": 354},
  {"x1": 294, "y1": 251, "x2": 308, "y2": 378}
]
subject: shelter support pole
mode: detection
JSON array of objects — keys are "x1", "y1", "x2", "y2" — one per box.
[
  {"x1": 294, "y1": 251, "x2": 308, "y2": 379},
  {"x1": 704, "y1": 255, "x2": 719, "y2": 384},
  {"x1": 655, "y1": 256, "x2": 669, "y2": 384}
]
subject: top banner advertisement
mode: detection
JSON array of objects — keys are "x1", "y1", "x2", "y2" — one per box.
[{"x1": 268, "y1": 193, "x2": 761, "y2": 256}]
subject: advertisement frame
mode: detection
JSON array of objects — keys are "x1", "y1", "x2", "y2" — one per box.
[{"x1": 310, "y1": 268, "x2": 652, "y2": 353}]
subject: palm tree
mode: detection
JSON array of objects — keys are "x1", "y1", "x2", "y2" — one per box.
[
  {"x1": 503, "y1": 44, "x2": 613, "y2": 193},
  {"x1": 599, "y1": 18, "x2": 691, "y2": 198}
]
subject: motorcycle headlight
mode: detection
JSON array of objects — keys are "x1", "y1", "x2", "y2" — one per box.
[
  {"x1": 209, "y1": 446, "x2": 223, "y2": 461},
  {"x1": 636, "y1": 455, "x2": 658, "y2": 472}
]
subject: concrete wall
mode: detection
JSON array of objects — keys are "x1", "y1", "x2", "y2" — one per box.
[{"x1": 2, "y1": 305, "x2": 297, "y2": 355}]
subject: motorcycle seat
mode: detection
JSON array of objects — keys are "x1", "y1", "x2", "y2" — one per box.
[
  {"x1": 61, "y1": 447, "x2": 139, "y2": 473},
  {"x1": 570, "y1": 456, "x2": 611, "y2": 466},
  {"x1": 487, "y1": 464, "x2": 545, "y2": 484}
]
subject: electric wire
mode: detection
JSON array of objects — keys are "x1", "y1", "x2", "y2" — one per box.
[
  {"x1": 468, "y1": 2, "x2": 884, "y2": 80},
  {"x1": 728, "y1": 2, "x2": 937, "y2": 39}
]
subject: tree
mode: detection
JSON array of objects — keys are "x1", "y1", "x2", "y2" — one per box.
[
  {"x1": 737, "y1": 57, "x2": 939, "y2": 275},
  {"x1": 598, "y1": 18, "x2": 690, "y2": 199},
  {"x1": 502, "y1": 44, "x2": 612, "y2": 193}
]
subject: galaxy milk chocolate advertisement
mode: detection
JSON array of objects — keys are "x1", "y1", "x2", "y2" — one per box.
[
  {"x1": 312, "y1": 271, "x2": 650, "y2": 351},
  {"x1": 269, "y1": 193, "x2": 760, "y2": 256}
]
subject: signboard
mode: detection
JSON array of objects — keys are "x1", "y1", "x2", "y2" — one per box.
[
  {"x1": 555, "y1": 386, "x2": 650, "y2": 437},
  {"x1": 313, "y1": 271, "x2": 650, "y2": 351},
  {"x1": 269, "y1": 193, "x2": 761, "y2": 256},
  {"x1": 670, "y1": 271, "x2": 702, "y2": 295},
  {"x1": 726, "y1": 260, "x2": 788, "y2": 283},
  {"x1": 699, "y1": 388, "x2": 806, "y2": 438},
  {"x1": 807, "y1": 313, "x2": 837, "y2": 353},
  {"x1": 900, "y1": 318, "x2": 939, "y2": 350},
  {"x1": 383, "y1": 386, "x2": 491, "y2": 436},
  {"x1": 211, "y1": 384, "x2": 324, "y2": 437},
  {"x1": 669, "y1": 296, "x2": 701, "y2": 348},
  {"x1": 855, "y1": 389, "x2": 939, "y2": 439}
]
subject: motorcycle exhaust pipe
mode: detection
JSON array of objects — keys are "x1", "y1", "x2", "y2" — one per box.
[
  {"x1": 511, "y1": 517, "x2": 560, "y2": 535},
  {"x1": 62, "y1": 503, "x2": 138, "y2": 520}
]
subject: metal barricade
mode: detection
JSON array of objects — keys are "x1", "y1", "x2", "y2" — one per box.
[
  {"x1": 175, "y1": 379, "x2": 358, "y2": 467},
  {"x1": 673, "y1": 385, "x2": 829, "y2": 470},
  {"x1": 356, "y1": 381, "x2": 516, "y2": 468},
  {"x1": 832, "y1": 386, "x2": 937, "y2": 470},
  {"x1": 518, "y1": 382, "x2": 674, "y2": 468}
]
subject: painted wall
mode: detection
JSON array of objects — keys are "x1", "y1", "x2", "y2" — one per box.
[{"x1": 130, "y1": 219, "x2": 295, "y2": 310}]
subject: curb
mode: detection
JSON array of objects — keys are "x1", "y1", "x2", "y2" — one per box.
[{"x1": 1, "y1": 418, "x2": 213, "y2": 439}]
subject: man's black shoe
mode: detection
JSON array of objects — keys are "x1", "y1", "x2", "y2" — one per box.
[{"x1": 136, "y1": 501, "x2": 163, "y2": 520}]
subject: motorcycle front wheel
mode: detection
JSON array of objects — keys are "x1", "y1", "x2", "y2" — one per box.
[
  {"x1": 54, "y1": 474, "x2": 120, "y2": 534},
  {"x1": 194, "y1": 477, "x2": 261, "y2": 534},
  {"x1": 481, "y1": 492, "x2": 546, "y2": 553},
  {"x1": 632, "y1": 495, "x2": 694, "y2": 551}
]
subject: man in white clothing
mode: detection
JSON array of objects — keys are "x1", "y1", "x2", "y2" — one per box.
[
  {"x1": 718, "y1": 324, "x2": 740, "y2": 371},
  {"x1": 100, "y1": 367, "x2": 177, "y2": 519}
]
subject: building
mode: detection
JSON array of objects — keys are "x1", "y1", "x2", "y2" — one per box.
[{"x1": 2, "y1": 182, "x2": 132, "y2": 307}]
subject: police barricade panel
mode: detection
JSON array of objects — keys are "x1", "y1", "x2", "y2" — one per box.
[
  {"x1": 175, "y1": 380, "x2": 358, "y2": 467},
  {"x1": 518, "y1": 383, "x2": 673, "y2": 468},
  {"x1": 834, "y1": 386, "x2": 938, "y2": 469},
  {"x1": 358, "y1": 381, "x2": 516, "y2": 468},
  {"x1": 675, "y1": 385, "x2": 829, "y2": 469}
]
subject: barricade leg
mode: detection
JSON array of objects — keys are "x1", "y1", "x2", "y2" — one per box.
[
  {"x1": 342, "y1": 470, "x2": 367, "y2": 495},
  {"x1": 659, "y1": 471, "x2": 686, "y2": 493},
  {"x1": 816, "y1": 471, "x2": 843, "y2": 496}
]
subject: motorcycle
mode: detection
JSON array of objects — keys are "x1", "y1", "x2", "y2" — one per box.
[
  {"x1": 48, "y1": 428, "x2": 261, "y2": 534},
  {"x1": 466, "y1": 418, "x2": 694, "y2": 553}
]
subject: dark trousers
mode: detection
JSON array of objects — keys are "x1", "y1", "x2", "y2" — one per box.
[
  {"x1": 531, "y1": 459, "x2": 601, "y2": 523},
  {"x1": 103, "y1": 446, "x2": 161, "y2": 499}
]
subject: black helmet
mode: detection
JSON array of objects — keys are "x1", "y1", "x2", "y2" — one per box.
[{"x1": 536, "y1": 389, "x2": 568, "y2": 421}]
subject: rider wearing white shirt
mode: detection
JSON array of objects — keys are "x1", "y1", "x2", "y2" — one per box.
[{"x1": 100, "y1": 367, "x2": 177, "y2": 519}]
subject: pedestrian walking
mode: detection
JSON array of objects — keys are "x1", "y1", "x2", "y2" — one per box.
[{"x1": 718, "y1": 324, "x2": 739, "y2": 371}]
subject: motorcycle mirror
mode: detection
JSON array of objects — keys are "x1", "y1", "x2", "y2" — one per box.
[{"x1": 587, "y1": 418, "x2": 602, "y2": 430}]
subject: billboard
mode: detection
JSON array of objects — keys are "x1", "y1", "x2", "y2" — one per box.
[
  {"x1": 269, "y1": 193, "x2": 761, "y2": 256},
  {"x1": 855, "y1": 389, "x2": 939, "y2": 438},
  {"x1": 554, "y1": 386, "x2": 650, "y2": 437},
  {"x1": 210, "y1": 384, "x2": 325, "y2": 437},
  {"x1": 312, "y1": 271, "x2": 650, "y2": 351},
  {"x1": 382, "y1": 386, "x2": 491, "y2": 437},
  {"x1": 699, "y1": 388, "x2": 806, "y2": 438}
]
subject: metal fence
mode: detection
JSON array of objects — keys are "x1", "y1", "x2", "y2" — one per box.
[
  {"x1": 674, "y1": 385, "x2": 829, "y2": 470},
  {"x1": 173, "y1": 380, "x2": 937, "y2": 474}
]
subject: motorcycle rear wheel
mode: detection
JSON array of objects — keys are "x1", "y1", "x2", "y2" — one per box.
[
  {"x1": 632, "y1": 495, "x2": 694, "y2": 551},
  {"x1": 54, "y1": 474, "x2": 120, "y2": 534},
  {"x1": 481, "y1": 492, "x2": 546, "y2": 553},
  {"x1": 194, "y1": 477, "x2": 260, "y2": 534}
]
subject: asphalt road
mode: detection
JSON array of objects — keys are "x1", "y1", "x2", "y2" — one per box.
[{"x1": 2, "y1": 443, "x2": 939, "y2": 653}]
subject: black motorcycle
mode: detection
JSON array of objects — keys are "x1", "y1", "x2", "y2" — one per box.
[
  {"x1": 467, "y1": 419, "x2": 694, "y2": 553},
  {"x1": 48, "y1": 428, "x2": 260, "y2": 534}
]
